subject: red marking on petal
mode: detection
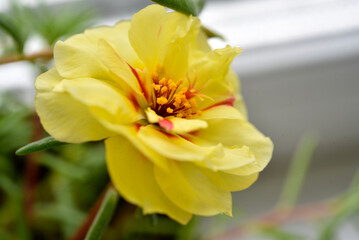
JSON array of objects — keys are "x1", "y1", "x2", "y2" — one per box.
[
  {"x1": 127, "y1": 63, "x2": 149, "y2": 100},
  {"x1": 129, "y1": 94, "x2": 140, "y2": 111},
  {"x1": 159, "y1": 119, "x2": 173, "y2": 131},
  {"x1": 179, "y1": 134, "x2": 193, "y2": 142},
  {"x1": 158, "y1": 26, "x2": 162, "y2": 37},
  {"x1": 134, "y1": 123, "x2": 141, "y2": 132},
  {"x1": 202, "y1": 95, "x2": 236, "y2": 111}
]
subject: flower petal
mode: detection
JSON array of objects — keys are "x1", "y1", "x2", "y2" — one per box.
[
  {"x1": 188, "y1": 46, "x2": 242, "y2": 109},
  {"x1": 99, "y1": 124, "x2": 169, "y2": 171},
  {"x1": 54, "y1": 34, "x2": 111, "y2": 80},
  {"x1": 161, "y1": 14, "x2": 200, "y2": 80},
  {"x1": 97, "y1": 39, "x2": 143, "y2": 96},
  {"x1": 106, "y1": 136, "x2": 192, "y2": 224},
  {"x1": 54, "y1": 78, "x2": 140, "y2": 125},
  {"x1": 226, "y1": 69, "x2": 248, "y2": 118},
  {"x1": 84, "y1": 21, "x2": 143, "y2": 69},
  {"x1": 189, "y1": 45, "x2": 242, "y2": 88},
  {"x1": 35, "y1": 67, "x2": 62, "y2": 92},
  {"x1": 204, "y1": 170, "x2": 259, "y2": 192},
  {"x1": 165, "y1": 117, "x2": 208, "y2": 134},
  {"x1": 129, "y1": 5, "x2": 200, "y2": 79},
  {"x1": 154, "y1": 161, "x2": 232, "y2": 216},
  {"x1": 129, "y1": 5, "x2": 167, "y2": 72},
  {"x1": 145, "y1": 108, "x2": 207, "y2": 133},
  {"x1": 200, "y1": 105, "x2": 245, "y2": 120},
  {"x1": 35, "y1": 69, "x2": 114, "y2": 143},
  {"x1": 137, "y1": 125, "x2": 222, "y2": 161},
  {"x1": 197, "y1": 119, "x2": 273, "y2": 176},
  {"x1": 196, "y1": 145, "x2": 256, "y2": 172},
  {"x1": 36, "y1": 93, "x2": 115, "y2": 143}
]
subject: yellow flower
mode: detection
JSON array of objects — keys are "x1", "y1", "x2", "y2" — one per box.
[{"x1": 35, "y1": 5, "x2": 273, "y2": 224}]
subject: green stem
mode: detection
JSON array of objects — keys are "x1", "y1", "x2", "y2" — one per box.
[
  {"x1": 277, "y1": 133, "x2": 319, "y2": 209},
  {"x1": 84, "y1": 186, "x2": 119, "y2": 240}
]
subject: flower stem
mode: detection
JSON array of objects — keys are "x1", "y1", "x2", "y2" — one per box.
[
  {"x1": 23, "y1": 113, "x2": 43, "y2": 224},
  {"x1": 68, "y1": 185, "x2": 119, "y2": 240}
]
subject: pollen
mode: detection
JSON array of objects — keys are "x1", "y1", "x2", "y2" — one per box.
[
  {"x1": 149, "y1": 73, "x2": 203, "y2": 119},
  {"x1": 159, "y1": 78, "x2": 167, "y2": 85},
  {"x1": 157, "y1": 96, "x2": 168, "y2": 105},
  {"x1": 154, "y1": 85, "x2": 161, "y2": 91},
  {"x1": 161, "y1": 86, "x2": 168, "y2": 94}
]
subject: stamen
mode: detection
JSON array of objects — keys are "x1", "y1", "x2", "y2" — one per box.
[
  {"x1": 157, "y1": 97, "x2": 168, "y2": 105},
  {"x1": 150, "y1": 73, "x2": 205, "y2": 119},
  {"x1": 161, "y1": 86, "x2": 168, "y2": 94},
  {"x1": 159, "y1": 78, "x2": 167, "y2": 85},
  {"x1": 154, "y1": 85, "x2": 161, "y2": 91}
]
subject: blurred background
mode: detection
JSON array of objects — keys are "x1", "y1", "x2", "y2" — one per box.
[{"x1": 0, "y1": 0, "x2": 358, "y2": 239}]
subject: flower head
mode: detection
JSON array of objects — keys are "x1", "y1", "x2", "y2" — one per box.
[{"x1": 35, "y1": 5, "x2": 273, "y2": 224}]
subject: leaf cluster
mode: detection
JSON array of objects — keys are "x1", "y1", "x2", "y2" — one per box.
[{"x1": 0, "y1": 0, "x2": 95, "y2": 55}]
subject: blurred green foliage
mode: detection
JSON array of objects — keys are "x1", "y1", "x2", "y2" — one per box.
[
  {"x1": 0, "y1": 0, "x2": 358, "y2": 239},
  {"x1": 0, "y1": 0, "x2": 95, "y2": 55}
]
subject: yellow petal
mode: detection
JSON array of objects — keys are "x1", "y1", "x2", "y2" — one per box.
[
  {"x1": 226, "y1": 69, "x2": 248, "y2": 119},
  {"x1": 54, "y1": 34, "x2": 110, "y2": 80},
  {"x1": 188, "y1": 46, "x2": 242, "y2": 109},
  {"x1": 138, "y1": 125, "x2": 222, "y2": 161},
  {"x1": 99, "y1": 124, "x2": 169, "y2": 172},
  {"x1": 196, "y1": 145, "x2": 256, "y2": 172},
  {"x1": 84, "y1": 21, "x2": 143, "y2": 69},
  {"x1": 154, "y1": 161, "x2": 232, "y2": 216},
  {"x1": 145, "y1": 108, "x2": 207, "y2": 134},
  {"x1": 35, "y1": 67, "x2": 62, "y2": 93},
  {"x1": 35, "y1": 68, "x2": 114, "y2": 143},
  {"x1": 204, "y1": 170, "x2": 259, "y2": 192},
  {"x1": 197, "y1": 119, "x2": 273, "y2": 176},
  {"x1": 129, "y1": 5, "x2": 167, "y2": 72},
  {"x1": 200, "y1": 105, "x2": 245, "y2": 120},
  {"x1": 97, "y1": 39, "x2": 143, "y2": 96},
  {"x1": 106, "y1": 136, "x2": 192, "y2": 224},
  {"x1": 165, "y1": 116, "x2": 208, "y2": 134},
  {"x1": 35, "y1": 94, "x2": 113, "y2": 143},
  {"x1": 145, "y1": 108, "x2": 161, "y2": 124},
  {"x1": 192, "y1": 27, "x2": 211, "y2": 54},
  {"x1": 54, "y1": 78, "x2": 139, "y2": 125},
  {"x1": 189, "y1": 45, "x2": 242, "y2": 88},
  {"x1": 129, "y1": 5, "x2": 200, "y2": 78},
  {"x1": 161, "y1": 14, "x2": 200, "y2": 80}
]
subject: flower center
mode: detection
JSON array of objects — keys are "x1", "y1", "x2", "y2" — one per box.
[{"x1": 149, "y1": 75, "x2": 200, "y2": 119}]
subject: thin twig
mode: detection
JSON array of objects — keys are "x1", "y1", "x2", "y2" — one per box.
[
  {"x1": 0, "y1": 49, "x2": 53, "y2": 65},
  {"x1": 24, "y1": 113, "x2": 43, "y2": 224}
]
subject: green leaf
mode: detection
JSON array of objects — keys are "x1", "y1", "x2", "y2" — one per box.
[
  {"x1": 318, "y1": 171, "x2": 359, "y2": 240},
  {"x1": 260, "y1": 227, "x2": 304, "y2": 240},
  {"x1": 201, "y1": 26, "x2": 225, "y2": 40},
  {"x1": 37, "y1": 153, "x2": 89, "y2": 180},
  {"x1": 0, "y1": 175, "x2": 30, "y2": 240},
  {"x1": 278, "y1": 133, "x2": 319, "y2": 208},
  {"x1": 31, "y1": 3, "x2": 95, "y2": 46},
  {"x1": 151, "y1": 0, "x2": 206, "y2": 16},
  {"x1": 85, "y1": 186, "x2": 119, "y2": 240},
  {"x1": 177, "y1": 216, "x2": 200, "y2": 240},
  {"x1": 15, "y1": 136, "x2": 66, "y2": 156},
  {"x1": 0, "y1": 13, "x2": 25, "y2": 53},
  {"x1": 35, "y1": 203, "x2": 86, "y2": 227}
]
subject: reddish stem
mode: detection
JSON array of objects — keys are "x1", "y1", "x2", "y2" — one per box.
[
  {"x1": 24, "y1": 113, "x2": 43, "y2": 223},
  {"x1": 0, "y1": 49, "x2": 53, "y2": 65}
]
